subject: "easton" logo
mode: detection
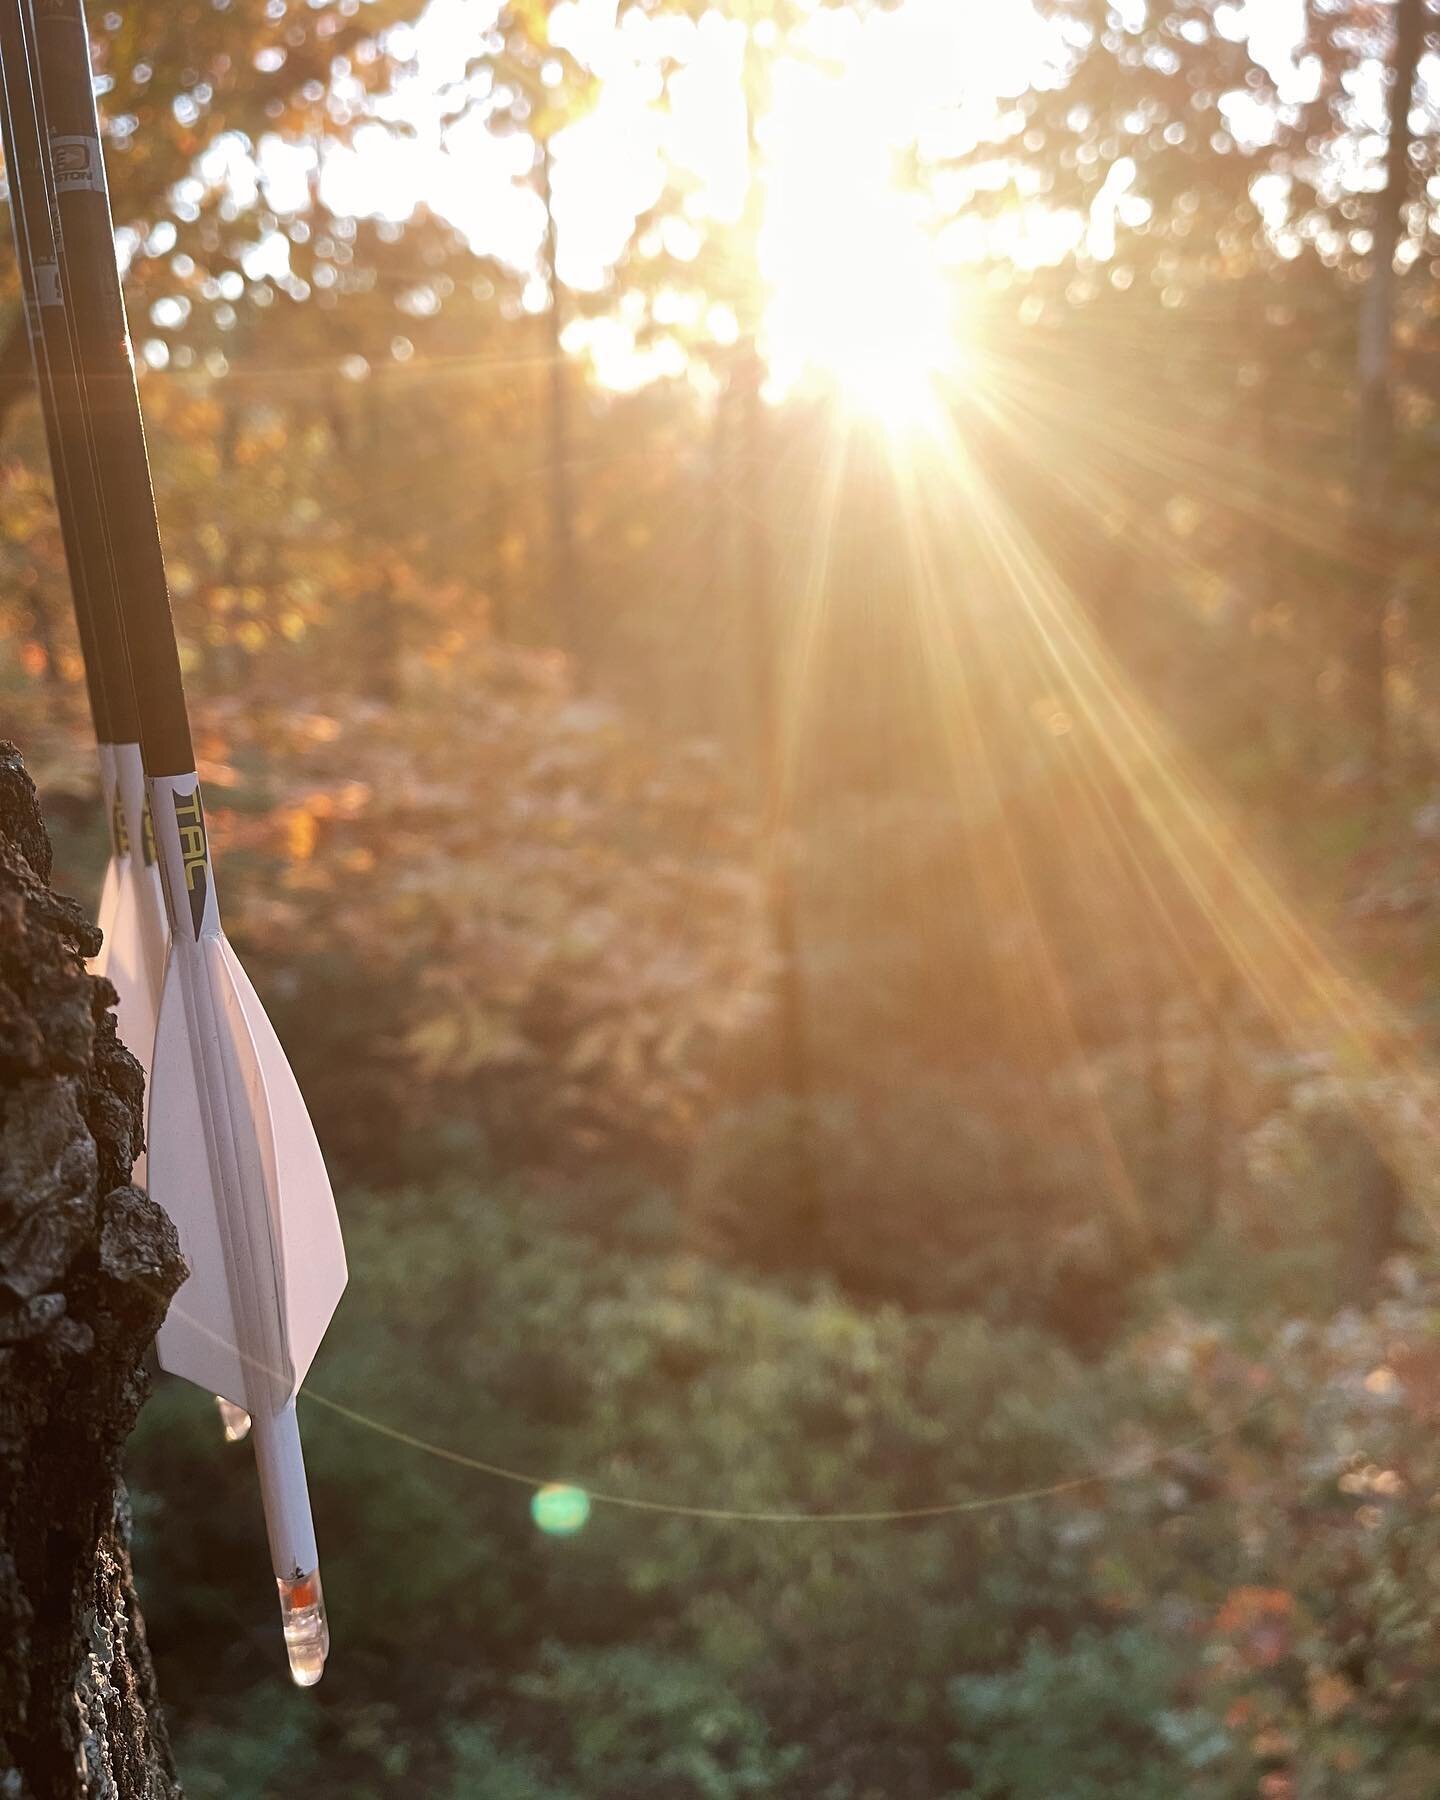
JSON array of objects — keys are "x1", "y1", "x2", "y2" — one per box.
[
  {"x1": 173, "y1": 788, "x2": 210, "y2": 937},
  {"x1": 111, "y1": 791, "x2": 129, "y2": 857}
]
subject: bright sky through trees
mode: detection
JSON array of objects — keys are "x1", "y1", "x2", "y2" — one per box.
[{"x1": 233, "y1": 0, "x2": 1312, "y2": 412}]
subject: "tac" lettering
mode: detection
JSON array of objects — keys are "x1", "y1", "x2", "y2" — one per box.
[{"x1": 174, "y1": 790, "x2": 208, "y2": 889}]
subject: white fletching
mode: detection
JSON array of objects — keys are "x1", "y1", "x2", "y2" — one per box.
[
  {"x1": 90, "y1": 744, "x2": 168, "y2": 1185},
  {"x1": 102, "y1": 867, "x2": 157, "y2": 1112},
  {"x1": 90, "y1": 742, "x2": 121, "y2": 984},
  {"x1": 150, "y1": 945, "x2": 246, "y2": 1402},
  {"x1": 216, "y1": 937, "x2": 346, "y2": 1390},
  {"x1": 113, "y1": 740, "x2": 169, "y2": 1007},
  {"x1": 93, "y1": 852, "x2": 120, "y2": 978},
  {"x1": 152, "y1": 933, "x2": 347, "y2": 1409},
  {"x1": 149, "y1": 773, "x2": 346, "y2": 1418}
]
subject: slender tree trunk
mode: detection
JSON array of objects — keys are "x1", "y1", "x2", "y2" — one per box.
[
  {"x1": 488, "y1": 477, "x2": 512, "y2": 642},
  {"x1": 1141, "y1": 949, "x2": 1168, "y2": 1213},
  {"x1": 1353, "y1": 0, "x2": 1424, "y2": 793},
  {"x1": 700, "y1": 381, "x2": 734, "y2": 739},
  {"x1": 24, "y1": 579, "x2": 63, "y2": 693},
  {"x1": 739, "y1": 350, "x2": 812, "y2": 1121},
  {"x1": 0, "y1": 744, "x2": 184, "y2": 1799},
  {"x1": 0, "y1": 309, "x2": 33, "y2": 439},
  {"x1": 1250, "y1": 301, "x2": 1276, "y2": 626},
  {"x1": 537, "y1": 143, "x2": 581, "y2": 673},
  {"x1": 1197, "y1": 965, "x2": 1235, "y2": 1237},
  {"x1": 0, "y1": 308, "x2": 61, "y2": 693},
  {"x1": 356, "y1": 384, "x2": 403, "y2": 703}
]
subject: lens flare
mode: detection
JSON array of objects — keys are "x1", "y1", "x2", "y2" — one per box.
[{"x1": 532, "y1": 1483, "x2": 591, "y2": 1536}]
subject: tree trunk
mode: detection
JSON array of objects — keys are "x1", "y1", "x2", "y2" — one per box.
[
  {"x1": 0, "y1": 310, "x2": 63, "y2": 692},
  {"x1": 0, "y1": 310, "x2": 34, "y2": 438},
  {"x1": 0, "y1": 743, "x2": 185, "y2": 1800},
  {"x1": 537, "y1": 142, "x2": 582, "y2": 673},
  {"x1": 1352, "y1": 0, "x2": 1425, "y2": 792},
  {"x1": 738, "y1": 353, "x2": 815, "y2": 1148},
  {"x1": 1311, "y1": 1104, "x2": 1405, "y2": 1305}
]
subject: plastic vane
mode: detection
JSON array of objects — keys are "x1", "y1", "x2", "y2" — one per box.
[{"x1": 0, "y1": 0, "x2": 346, "y2": 1684}]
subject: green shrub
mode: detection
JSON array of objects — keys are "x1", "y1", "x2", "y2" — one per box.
[
  {"x1": 131, "y1": 1181, "x2": 1174, "y2": 1796},
  {"x1": 516, "y1": 1648, "x2": 805, "y2": 1798},
  {"x1": 949, "y1": 1628, "x2": 1222, "y2": 1800},
  {"x1": 442, "y1": 1725, "x2": 579, "y2": 1800},
  {"x1": 130, "y1": 1174, "x2": 1440, "y2": 1799}
]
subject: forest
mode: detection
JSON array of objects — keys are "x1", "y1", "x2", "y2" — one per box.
[{"x1": 5, "y1": 0, "x2": 1440, "y2": 1794}]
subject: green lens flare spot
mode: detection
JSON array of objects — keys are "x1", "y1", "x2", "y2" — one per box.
[{"x1": 532, "y1": 1483, "x2": 590, "y2": 1536}]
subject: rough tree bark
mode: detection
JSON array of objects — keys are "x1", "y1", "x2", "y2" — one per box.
[{"x1": 0, "y1": 742, "x2": 185, "y2": 1800}]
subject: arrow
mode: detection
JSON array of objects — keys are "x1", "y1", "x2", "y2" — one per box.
[
  {"x1": 0, "y1": 0, "x2": 347, "y2": 1685},
  {"x1": 0, "y1": 8, "x2": 167, "y2": 1132},
  {"x1": 0, "y1": 0, "x2": 250, "y2": 1449}
]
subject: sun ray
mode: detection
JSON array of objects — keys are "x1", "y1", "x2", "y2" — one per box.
[{"x1": 910, "y1": 415, "x2": 1440, "y2": 1228}]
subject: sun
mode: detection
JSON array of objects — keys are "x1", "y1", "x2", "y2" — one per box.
[
  {"x1": 755, "y1": 48, "x2": 959, "y2": 431},
  {"x1": 760, "y1": 179, "x2": 956, "y2": 431}
]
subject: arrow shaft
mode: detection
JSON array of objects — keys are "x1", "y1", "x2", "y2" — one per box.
[
  {"x1": 25, "y1": 0, "x2": 192, "y2": 778},
  {"x1": 0, "y1": 0, "x2": 134, "y2": 749},
  {"x1": 253, "y1": 1403, "x2": 319, "y2": 1581},
  {"x1": 0, "y1": 0, "x2": 168, "y2": 1084}
]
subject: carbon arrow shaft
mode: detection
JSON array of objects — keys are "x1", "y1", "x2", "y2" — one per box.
[
  {"x1": 0, "y1": 6, "x2": 122, "y2": 749},
  {"x1": 0, "y1": 0, "x2": 169, "y2": 1077},
  {"x1": 22, "y1": 0, "x2": 189, "y2": 774}
]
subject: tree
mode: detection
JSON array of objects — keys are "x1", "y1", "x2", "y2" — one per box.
[
  {"x1": 1350, "y1": 0, "x2": 1428, "y2": 790},
  {"x1": 0, "y1": 745, "x2": 183, "y2": 1799},
  {"x1": 0, "y1": 0, "x2": 435, "y2": 429}
]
